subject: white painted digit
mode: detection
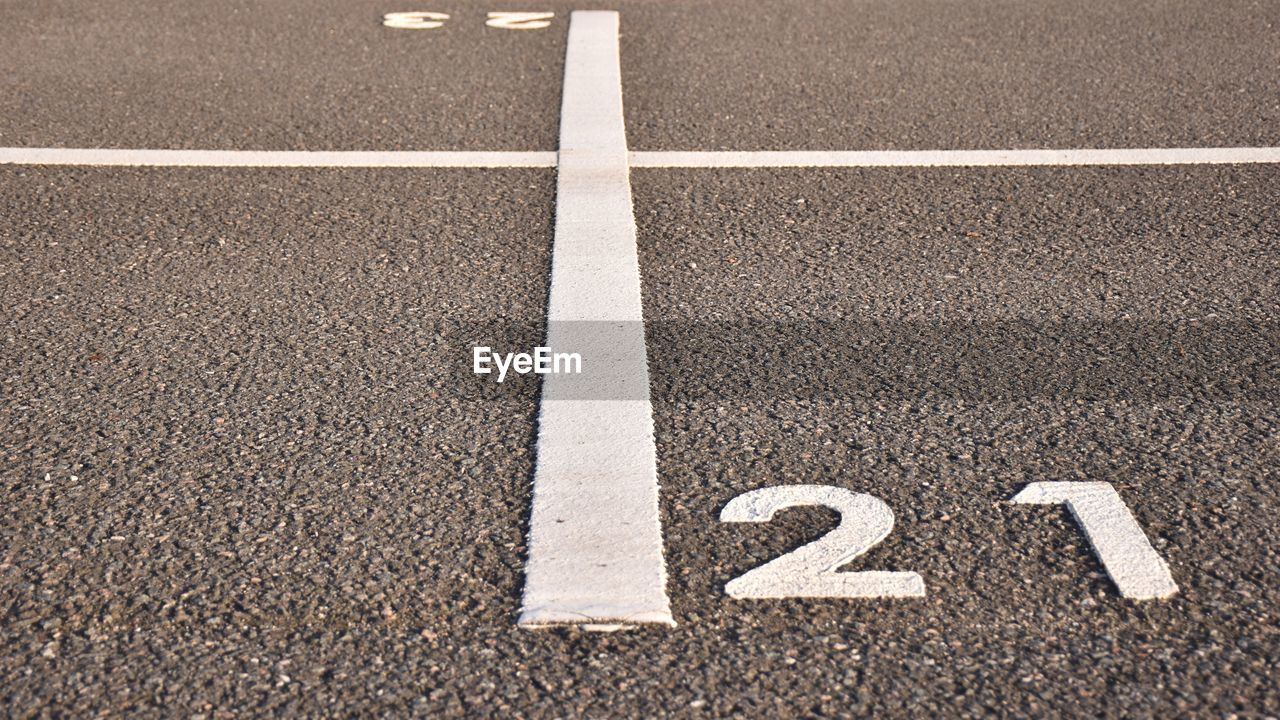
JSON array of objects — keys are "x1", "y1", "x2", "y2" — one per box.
[
  {"x1": 719, "y1": 485, "x2": 926, "y2": 599},
  {"x1": 383, "y1": 11, "x2": 449, "y2": 29},
  {"x1": 486, "y1": 12, "x2": 555, "y2": 30},
  {"x1": 1012, "y1": 482, "x2": 1178, "y2": 600}
]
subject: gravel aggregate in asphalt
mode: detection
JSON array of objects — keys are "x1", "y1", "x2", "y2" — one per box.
[
  {"x1": 1, "y1": 164, "x2": 1275, "y2": 716},
  {"x1": 1, "y1": 0, "x2": 1278, "y2": 714},
  {"x1": 2, "y1": 0, "x2": 1276, "y2": 151}
]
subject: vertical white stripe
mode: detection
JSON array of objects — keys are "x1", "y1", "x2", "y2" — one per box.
[{"x1": 518, "y1": 11, "x2": 674, "y2": 628}]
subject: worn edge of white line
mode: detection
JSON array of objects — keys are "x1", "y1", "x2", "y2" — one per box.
[
  {"x1": 630, "y1": 147, "x2": 1280, "y2": 167},
  {"x1": 0, "y1": 148, "x2": 557, "y2": 168},
  {"x1": 517, "y1": 10, "x2": 675, "y2": 629},
  {"x1": 1013, "y1": 482, "x2": 1179, "y2": 600}
]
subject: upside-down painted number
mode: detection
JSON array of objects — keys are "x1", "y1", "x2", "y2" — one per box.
[{"x1": 383, "y1": 11, "x2": 555, "y2": 29}]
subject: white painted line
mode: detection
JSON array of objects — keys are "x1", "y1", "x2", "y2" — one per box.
[
  {"x1": 630, "y1": 147, "x2": 1280, "y2": 168},
  {"x1": 1013, "y1": 482, "x2": 1179, "y2": 600},
  {"x1": 518, "y1": 10, "x2": 674, "y2": 629},
  {"x1": 0, "y1": 148, "x2": 556, "y2": 168},
  {"x1": 6, "y1": 146, "x2": 1278, "y2": 170}
]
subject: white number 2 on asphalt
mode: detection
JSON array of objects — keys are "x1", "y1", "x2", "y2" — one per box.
[{"x1": 721, "y1": 486, "x2": 926, "y2": 599}]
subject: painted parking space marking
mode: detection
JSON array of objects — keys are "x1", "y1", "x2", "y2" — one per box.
[
  {"x1": 1, "y1": 9, "x2": 1270, "y2": 632},
  {"x1": 382, "y1": 11, "x2": 556, "y2": 30},
  {"x1": 516, "y1": 11, "x2": 674, "y2": 630},
  {"x1": 382, "y1": 11, "x2": 449, "y2": 29},
  {"x1": 719, "y1": 486, "x2": 926, "y2": 599},
  {"x1": 1013, "y1": 482, "x2": 1179, "y2": 600},
  {"x1": 0, "y1": 148, "x2": 556, "y2": 167},
  {"x1": 7, "y1": 146, "x2": 1279, "y2": 170},
  {"x1": 630, "y1": 146, "x2": 1280, "y2": 168},
  {"x1": 486, "y1": 12, "x2": 556, "y2": 30}
]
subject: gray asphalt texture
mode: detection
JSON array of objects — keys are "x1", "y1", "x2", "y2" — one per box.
[
  {"x1": 636, "y1": 166, "x2": 1278, "y2": 717},
  {"x1": 2, "y1": 0, "x2": 1277, "y2": 150},
  {"x1": 2, "y1": 0, "x2": 1279, "y2": 717}
]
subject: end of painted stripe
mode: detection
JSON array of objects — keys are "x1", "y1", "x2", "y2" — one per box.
[{"x1": 518, "y1": 607, "x2": 676, "y2": 630}]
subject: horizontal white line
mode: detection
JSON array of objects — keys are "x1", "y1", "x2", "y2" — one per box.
[
  {"x1": 4, "y1": 146, "x2": 1278, "y2": 169},
  {"x1": 0, "y1": 147, "x2": 557, "y2": 168},
  {"x1": 629, "y1": 147, "x2": 1280, "y2": 168}
]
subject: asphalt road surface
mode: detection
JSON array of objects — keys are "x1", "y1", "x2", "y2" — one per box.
[{"x1": 2, "y1": 0, "x2": 1278, "y2": 717}]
